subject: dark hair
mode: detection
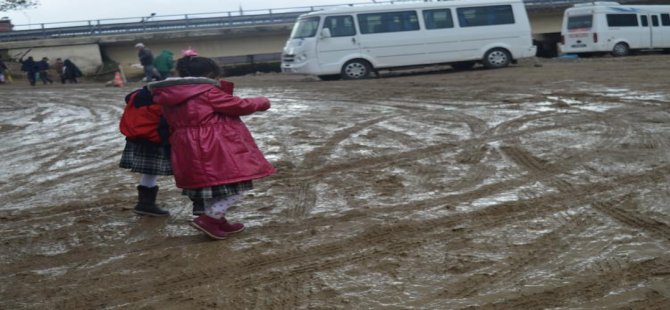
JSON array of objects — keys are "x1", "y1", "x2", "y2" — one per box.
[{"x1": 176, "y1": 56, "x2": 221, "y2": 79}]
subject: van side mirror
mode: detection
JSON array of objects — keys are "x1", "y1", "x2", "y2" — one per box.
[{"x1": 320, "y1": 28, "x2": 331, "y2": 39}]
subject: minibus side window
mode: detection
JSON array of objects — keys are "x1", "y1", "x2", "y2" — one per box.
[
  {"x1": 641, "y1": 15, "x2": 649, "y2": 27},
  {"x1": 358, "y1": 11, "x2": 420, "y2": 34},
  {"x1": 651, "y1": 15, "x2": 659, "y2": 27},
  {"x1": 606, "y1": 14, "x2": 639, "y2": 27},
  {"x1": 324, "y1": 15, "x2": 356, "y2": 37},
  {"x1": 457, "y1": 5, "x2": 515, "y2": 28},
  {"x1": 662, "y1": 13, "x2": 670, "y2": 26},
  {"x1": 424, "y1": 9, "x2": 454, "y2": 29}
]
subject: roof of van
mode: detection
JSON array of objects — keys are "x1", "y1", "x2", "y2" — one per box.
[
  {"x1": 566, "y1": 3, "x2": 670, "y2": 13},
  {"x1": 298, "y1": 0, "x2": 524, "y2": 17}
]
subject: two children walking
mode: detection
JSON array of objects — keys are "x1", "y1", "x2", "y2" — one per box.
[{"x1": 119, "y1": 50, "x2": 274, "y2": 240}]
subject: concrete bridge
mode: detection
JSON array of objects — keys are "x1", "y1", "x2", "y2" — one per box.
[{"x1": 0, "y1": 0, "x2": 660, "y2": 77}]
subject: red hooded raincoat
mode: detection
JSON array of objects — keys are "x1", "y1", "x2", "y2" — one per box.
[{"x1": 149, "y1": 78, "x2": 275, "y2": 189}]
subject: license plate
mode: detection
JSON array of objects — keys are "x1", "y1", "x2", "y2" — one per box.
[{"x1": 571, "y1": 43, "x2": 587, "y2": 48}]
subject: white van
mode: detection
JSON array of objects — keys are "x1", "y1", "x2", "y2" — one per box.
[
  {"x1": 281, "y1": 0, "x2": 537, "y2": 80},
  {"x1": 560, "y1": 2, "x2": 670, "y2": 56}
]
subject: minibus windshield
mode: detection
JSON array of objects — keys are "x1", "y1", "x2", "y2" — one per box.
[{"x1": 290, "y1": 17, "x2": 321, "y2": 39}]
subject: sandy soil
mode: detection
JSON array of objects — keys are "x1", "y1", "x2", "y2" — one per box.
[{"x1": 1, "y1": 54, "x2": 670, "y2": 309}]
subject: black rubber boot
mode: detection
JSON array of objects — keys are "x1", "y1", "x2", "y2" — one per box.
[
  {"x1": 191, "y1": 198, "x2": 205, "y2": 216},
  {"x1": 134, "y1": 185, "x2": 170, "y2": 217}
]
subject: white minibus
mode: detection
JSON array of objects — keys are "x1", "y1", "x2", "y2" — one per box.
[
  {"x1": 560, "y1": 2, "x2": 670, "y2": 56},
  {"x1": 281, "y1": 0, "x2": 537, "y2": 80}
]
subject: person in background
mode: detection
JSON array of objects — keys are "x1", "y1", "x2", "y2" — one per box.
[
  {"x1": 153, "y1": 49, "x2": 174, "y2": 80},
  {"x1": 135, "y1": 43, "x2": 156, "y2": 82},
  {"x1": 62, "y1": 59, "x2": 82, "y2": 83},
  {"x1": 149, "y1": 50, "x2": 275, "y2": 240},
  {"x1": 53, "y1": 58, "x2": 65, "y2": 82},
  {"x1": 19, "y1": 56, "x2": 38, "y2": 86},
  {"x1": 36, "y1": 57, "x2": 53, "y2": 85},
  {"x1": 0, "y1": 58, "x2": 7, "y2": 84}
]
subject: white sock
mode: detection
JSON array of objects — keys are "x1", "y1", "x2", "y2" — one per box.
[
  {"x1": 139, "y1": 174, "x2": 158, "y2": 188},
  {"x1": 204, "y1": 194, "x2": 242, "y2": 219}
]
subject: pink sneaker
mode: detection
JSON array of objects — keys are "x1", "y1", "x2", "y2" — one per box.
[
  {"x1": 191, "y1": 215, "x2": 228, "y2": 240},
  {"x1": 220, "y1": 216, "x2": 245, "y2": 234},
  {"x1": 191, "y1": 215, "x2": 245, "y2": 239}
]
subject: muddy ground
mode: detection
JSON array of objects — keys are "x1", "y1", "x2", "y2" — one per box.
[{"x1": 1, "y1": 54, "x2": 670, "y2": 309}]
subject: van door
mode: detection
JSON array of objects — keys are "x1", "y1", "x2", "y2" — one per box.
[
  {"x1": 317, "y1": 15, "x2": 360, "y2": 74},
  {"x1": 639, "y1": 14, "x2": 653, "y2": 48},
  {"x1": 649, "y1": 14, "x2": 664, "y2": 48},
  {"x1": 660, "y1": 13, "x2": 670, "y2": 48}
]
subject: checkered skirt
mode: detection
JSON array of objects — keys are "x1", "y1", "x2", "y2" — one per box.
[
  {"x1": 119, "y1": 140, "x2": 173, "y2": 176},
  {"x1": 182, "y1": 181, "x2": 253, "y2": 200}
]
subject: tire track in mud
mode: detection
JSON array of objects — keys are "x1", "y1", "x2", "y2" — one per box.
[
  {"x1": 592, "y1": 195, "x2": 670, "y2": 241},
  {"x1": 272, "y1": 109, "x2": 620, "y2": 184},
  {"x1": 435, "y1": 214, "x2": 594, "y2": 300},
  {"x1": 472, "y1": 257, "x2": 670, "y2": 309},
  {"x1": 0, "y1": 94, "x2": 124, "y2": 209},
  {"x1": 287, "y1": 116, "x2": 393, "y2": 217},
  {"x1": 16, "y1": 166, "x2": 666, "y2": 308},
  {"x1": 286, "y1": 108, "x2": 488, "y2": 218}
]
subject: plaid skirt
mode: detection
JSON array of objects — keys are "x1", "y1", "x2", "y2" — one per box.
[
  {"x1": 119, "y1": 140, "x2": 173, "y2": 176},
  {"x1": 182, "y1": 181, "x2": 253, "y2": 200}
]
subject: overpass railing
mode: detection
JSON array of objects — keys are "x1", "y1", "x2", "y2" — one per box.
[{"x1": 0, "y1": 0, "x2": 644, "y2": 43}]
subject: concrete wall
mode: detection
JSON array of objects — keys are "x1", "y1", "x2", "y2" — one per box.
[
  {"x1": 528, "y1": 11, "x2": 563, "y2": 34},
  {"x1": 102, "y1": 31, "x2": 289, "y2": 78},
  {"x1": 7, "y1": 44, "x2": 102, "y2": 74}
]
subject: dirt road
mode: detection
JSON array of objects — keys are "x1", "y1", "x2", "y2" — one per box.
[{"x1": 1, "y1": 55, "x2": 670, "y2": 309}]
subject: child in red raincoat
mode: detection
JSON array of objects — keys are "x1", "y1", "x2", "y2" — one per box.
[{"x1": 149, "y1": 51, "x2": 275, "y2": 239}]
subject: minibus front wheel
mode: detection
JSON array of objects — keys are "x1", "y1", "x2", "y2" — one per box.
[
  {"x1": 341, "y1": 59, "x2": 373, "y2": 80},
  {"x1": 483, "y1": 48, "x2": 511, "y2": 69}
]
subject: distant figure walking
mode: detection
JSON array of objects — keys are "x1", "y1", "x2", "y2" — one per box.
[
  {"x1": 135, "y1": 43, "x2": 157, "y2": 82},
  {"x1": 153, "y1": 49, "x2": 174, "y2": 80},
  {"x1": 19, "y1": 56, "x2": 38, "y2": 86},
  {"x1": 62, "y1": 59, "x2": 82, "y2": 83},
  {"x1": 0, "y1": 58, "x2": 7, "y2": 84},
  {"x1": 53, "y1": 58, "x2": 65, "y2": 82},
  {"x1": 36, "y1": 57, "x2": 54, "y2": 85}
]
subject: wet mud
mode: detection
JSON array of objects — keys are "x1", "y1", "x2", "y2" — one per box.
[{"x1": 1, "y1": 55, "x2": 670, "y2": 309}]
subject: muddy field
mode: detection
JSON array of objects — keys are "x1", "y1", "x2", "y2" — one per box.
[{"x1": 1, "y1": 54, "x2": 670, "y2": 309}]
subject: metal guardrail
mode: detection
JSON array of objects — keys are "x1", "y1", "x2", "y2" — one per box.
[
  {"x1": 0, "y1": 0, "x2": 645, "y2": 43},
  {"x1": 0, "y1": 11, "x2": 310, "y2": 42}
]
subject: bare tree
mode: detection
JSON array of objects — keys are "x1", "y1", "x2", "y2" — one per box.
[{"x1": 0, "y1": 0, "x2": 39, "y2": 12}]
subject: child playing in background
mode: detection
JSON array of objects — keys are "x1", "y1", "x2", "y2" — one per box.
[{"x1": 149, "y1": 50, "x2": 275, "y2": 239}]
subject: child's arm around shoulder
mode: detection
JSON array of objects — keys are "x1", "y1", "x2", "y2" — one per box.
[{"x1": 207, "y1": 88, "x2": 270, "y2": 116}]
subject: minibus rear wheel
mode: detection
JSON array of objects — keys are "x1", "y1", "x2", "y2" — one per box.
[
  {"x1": 611, "y1": 42, "x2": 629, "y2": 57},
  {"x1": 341, "y1": 59, "x2": 372, "y2": 80},
  {"x1": 483, "y1": 48, "x2": 511, "y2": 69}
]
